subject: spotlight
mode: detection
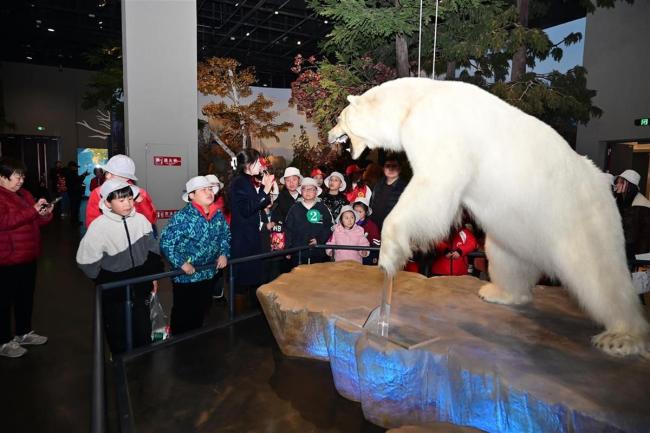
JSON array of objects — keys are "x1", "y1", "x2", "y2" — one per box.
[
  {"x1": 246, "y1": 32, "x2": 250, "y2": 36},
  {"x1": 36, "y1": 19, "x2": 42, "y2": 24},
  {"x1": 98, "y1": 21, "x2": 103, "y2": 25},
  {"x1": 297, "y1": 41, "x2": 301, "y2": 45},
  {"x1": 324, "y1": 20, "x2": 328, "y2": 24},
  {"x1": 274, "y1": 11, "x2": 278, "y2": 14},
  {"x1": 26, "y1": 56, "x2": 33, "y2": 60},
  {"x1": 47, "y1": 28, "x2": 55, "y2": 32},
  {"x1": 230, "y1": 36, "x2": 236, "y2": 40},
  {"x1": 88, "y1": 13, "x2": 95, "y2": 18}
]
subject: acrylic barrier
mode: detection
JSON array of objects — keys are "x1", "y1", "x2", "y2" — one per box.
[{"x1": 257, "y1": 261, "x2": 650, "y2": 433}]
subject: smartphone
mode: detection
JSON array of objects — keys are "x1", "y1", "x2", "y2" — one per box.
[{"x1": 40, "y1": 196, "x2": 62, "y2": 209}]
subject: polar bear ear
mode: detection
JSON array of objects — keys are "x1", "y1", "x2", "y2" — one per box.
[{"x1": 347, "y1": 95, "x2": 359, "y2": 106}]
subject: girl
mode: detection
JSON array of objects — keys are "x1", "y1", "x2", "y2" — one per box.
[
  {"x1": 326, "y1": 205, "x2": 370, "y2": 263},
  {"x1": 352, "y1": 197, "x2": 380, "y2": 265}
]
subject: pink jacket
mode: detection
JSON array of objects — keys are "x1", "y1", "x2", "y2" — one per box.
[{"x1": 326, "y1": 224, "x2": 370, "y2": 263}]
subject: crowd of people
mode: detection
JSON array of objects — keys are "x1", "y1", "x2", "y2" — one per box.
[{"x1": 1, "y1": 150, "x2": 648, "y2": 358}]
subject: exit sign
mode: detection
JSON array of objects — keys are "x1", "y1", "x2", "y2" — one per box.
[{"x1": 635, "y1": 118, "x2": 649, "y2": 126}]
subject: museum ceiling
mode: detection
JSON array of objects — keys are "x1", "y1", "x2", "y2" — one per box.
[{"x1": 1, "y1": 0, "x2": 586, "y2": 88}]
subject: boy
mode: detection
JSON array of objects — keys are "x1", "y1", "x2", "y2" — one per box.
[{"x1": 76, "y1": 179, "x2": 163, "y2": 354}]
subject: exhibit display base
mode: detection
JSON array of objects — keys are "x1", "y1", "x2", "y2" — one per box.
[{"x1": 257, "y1": 261, "x2": 650, "y2": 433}]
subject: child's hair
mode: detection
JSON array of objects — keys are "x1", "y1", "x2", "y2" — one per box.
[
  {"x1": 106, "y1": 185, "x2": 134, "y2": 202},
  {"x1": 353, "y1": 202, "x2": 369, "y2": 215}
]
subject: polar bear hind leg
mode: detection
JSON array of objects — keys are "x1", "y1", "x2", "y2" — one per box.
[{"x1": 479, "y1": 236, "x2": 540, "y2": 305}]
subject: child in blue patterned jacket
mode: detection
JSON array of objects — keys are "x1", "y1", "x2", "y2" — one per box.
[{"x1": 160, "y1": 176, "x2": 230, "y2": 335}]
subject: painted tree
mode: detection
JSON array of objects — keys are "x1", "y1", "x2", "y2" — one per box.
[{"x1": 198, "y1": 57, "x2": 293, "y2": 153}]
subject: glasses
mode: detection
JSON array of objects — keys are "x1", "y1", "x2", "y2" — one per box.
[{"x1": 302, "y1": 187, "x2": 317, "y2": 192}]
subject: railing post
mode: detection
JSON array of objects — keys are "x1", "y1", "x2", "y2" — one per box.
[
  {"x1": 92, "y1": 286, "x2": 106, "y2": 433},
  {"x1": 297, "y1": 249, "x2": 302, "y2": 265},
  {"x1": 125, "y1": 284, "x2": 133, "y2": 352},
  {"x1": 229, "y1": 265, "x2": 235, "y2": 319}
]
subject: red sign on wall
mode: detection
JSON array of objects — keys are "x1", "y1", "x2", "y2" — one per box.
[
  {"x1": 153, "y1": 156, "x2": 182, "y2": 166},
  {"x1": 156, "y1": 209, "x2": 177, "y2": 219}
]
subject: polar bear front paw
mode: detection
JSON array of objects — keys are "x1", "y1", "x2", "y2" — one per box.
[
  {"x1": 591, "y1": 331, "x2": 649, "y2": 357},
  {"x1": 478, "y1": 283, "x2": 532, "y2": 305}
]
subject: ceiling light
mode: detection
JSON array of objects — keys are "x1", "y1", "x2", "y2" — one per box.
[
  {"x1": 274, "y1": 11, "x2": 278, "y2": 14},
  {"x1": 245, "y1": 32, "x2": 250, "y2": 36},
  {"x1": 47, "y1": 28, "x2": 55, "y2": 32},
  {"x1": 230, "y1": 36, "x2": 236, "y2": 40},
  {"x1": 26, "y1": 56, "x2": 33, "y2": 60},
  {"x1": 99, "y1": 26, "x2": 103, "y2": 29},
  {"x1": 36, "y1": 25, "x2": 40, "y2": 28},
  {"x1": 98, "y1": 21, "x2": 103, "y2": 25},
  {"x1": 263, "y1": 84, "x2": 268, "y2": 87},
  {"x1": 36, "y1": 19, "x2": 42, "y2": 24},
  {"x1": 88, "y1": 13, "x2": 95, "y2": 18},
  {"x1": 297, "y1": 41, "x2": 301, "y2": 45},
  {"x1": 235, "y1": 2, "x2": 239, "y2": 6},
  {"x1": 324, "y1": 20, "x2": 329, "y2": 24}
]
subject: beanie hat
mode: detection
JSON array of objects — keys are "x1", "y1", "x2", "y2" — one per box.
[
  {"x1": 103, "y1": 154, "x2": 138, "y2": 181},
  {"x1": 280, "y1": 166, "x2": 303, "y2": 184},
  {"x1": 618, "y1": 169, "x2": 641, "y2": 187},
  {"x1": 100, "y1": 179, "x2": 139, "y2": 199},
  {"x1": 300, "y1": 177, "x2": 323, "y2": 196},
  {"x1": 324, "y1": 171, "x2": 347, "y2": 191},
  {"x1": 182, "y1": 176, "x2": 212, "y2": 202}
]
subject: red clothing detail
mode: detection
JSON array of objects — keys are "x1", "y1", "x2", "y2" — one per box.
[
  {"x1": 430, "y1": 228, "x2": 478, "y2": 276},
  {"x1": 89, "y1": 176, "x2": 104, "y2": 191},
  {"x1": 86, "y1": 184, "x2": 157, "y2": 228},
  {"x1": 346, "y1": 184, "x2": 370, "y2": 203},
  {"x1": 191, "y1": 201, "x2": 220, "y2": 221},
  {"x1": 0, "y1": 187, "x2": 53, "y2": 265}
]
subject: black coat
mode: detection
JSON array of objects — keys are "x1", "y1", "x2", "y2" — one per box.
[
  {"x1": 273, "y1": 188, "x2": 300, "y2": 224},
  {"x1": 369, "y1": 177, "x2": 407, "y2": 231},
  {"x1": 229, "y1": 174, "x2": 271, "y2": 286},
  {"x1": 285, "y1": 200, "x2": 333, "y2": 264}
]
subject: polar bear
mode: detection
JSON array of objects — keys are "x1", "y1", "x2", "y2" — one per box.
[{"x1": 328, "y1": 77, "x2": 649, "y2": 357}]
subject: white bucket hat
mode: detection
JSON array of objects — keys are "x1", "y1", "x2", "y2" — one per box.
[
  {"x1": 205, "y1": 174, "x2": 224, "y2": 194},
  {"x1": 300, "y1": 177, "x2": 322, "y2": 196},
  {"x1": 352, "y1": 196, "x2": 372, "y2": 216},
  {"x1": 103, "y1": 154, "x2": 138, "y2": 181},
  {"x1": 280, "y1": 167, "x2": 303, "y2": 185},
  {"x1": 100, "y1": 179, "x2": 140, "y2": 199},
  {"x1": 324, "y1": 171, "x2": 347, "y2": 191},
  {"x1": 336, "y1": 205, "x2": 360, "y2": 224},
  {"x1": 182, "y1": 176, "x2": 213, "y2": 202},
  {"x1": 618, "y1": 169, "x2": 641, "y2": 187}
]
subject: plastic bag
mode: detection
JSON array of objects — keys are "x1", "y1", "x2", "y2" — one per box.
[{"x1": 149, "y1": 291, "x2": 170, "y2": 342}]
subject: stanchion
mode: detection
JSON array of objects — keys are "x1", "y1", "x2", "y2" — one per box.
[
  {"x1": 125, "y1": 284, "x2": 133, "y2": 352},
  {"x1": 229, "y1": 265, "x2": 235, "y2": 319},
  {"x1": 91, "y1": 286, "x2": 105, "y2": 433}
]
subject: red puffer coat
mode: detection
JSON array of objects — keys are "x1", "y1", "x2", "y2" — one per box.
[{"x1": 0, "y1": 187, "x2": 52, "y2": 265}]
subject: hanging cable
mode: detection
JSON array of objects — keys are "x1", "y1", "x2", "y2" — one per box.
[
  {"x1": 418, "y1": 0, "x2": 424, "y2": 76},
  {"x1": 432, "y1": 0, "x2": 440, "y2": 80}
]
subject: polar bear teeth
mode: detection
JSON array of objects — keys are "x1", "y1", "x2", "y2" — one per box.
[{"x1": 334, "y1": 134, "x2": 349, "y2": 144}]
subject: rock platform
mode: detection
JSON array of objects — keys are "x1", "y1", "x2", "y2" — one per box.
[{"x1": 257, "y1": 261, "x2": 650, "y2": 433}]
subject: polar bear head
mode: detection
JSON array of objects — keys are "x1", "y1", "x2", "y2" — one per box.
[{"x1": 328, "y1": 90, "x2": 404, "y2": 159}]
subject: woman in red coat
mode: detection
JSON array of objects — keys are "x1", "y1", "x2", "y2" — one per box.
[{"x1": 0, "y1": 157, "x2": 53, "y2": 358}]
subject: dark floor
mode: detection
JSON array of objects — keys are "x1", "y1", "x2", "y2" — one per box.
[{"x1": 1, "y1": 215, "x2": 382, "y2": 433}]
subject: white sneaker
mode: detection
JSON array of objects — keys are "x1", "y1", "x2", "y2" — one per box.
[
  {"x1": 14, "y1": 331, "x2": 48, "y2": 346},
  {"x1": 0, "y1": 341, "x2": 27, "y2": 358}
]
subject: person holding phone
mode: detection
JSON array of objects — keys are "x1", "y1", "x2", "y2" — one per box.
[{"x1": 0, "y1": 157, "x2": 53, "y2": 358}]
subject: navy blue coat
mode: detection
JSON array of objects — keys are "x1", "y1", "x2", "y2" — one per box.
[{"x1": 229, "y1": 174, "x2": 271, "y2": 286}]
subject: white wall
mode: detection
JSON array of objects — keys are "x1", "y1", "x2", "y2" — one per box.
[
  {"x1": 1, "y1": 61, "x2": 108, "y2": 162},
  {"x1": 122, "y1": 0, "x2": 198, "y2": 221},
  {"x1": 576, "y1": 2, "x2": 650, "y2": 167}
]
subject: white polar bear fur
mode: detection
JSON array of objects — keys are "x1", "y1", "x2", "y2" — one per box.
[{"x1": 328, "y1": 77, "x2": 649, "y2": 357}]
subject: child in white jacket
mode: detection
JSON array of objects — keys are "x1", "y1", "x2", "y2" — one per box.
[{"x1": 326, "y1": 205, "x2": 370, "y2": 263}]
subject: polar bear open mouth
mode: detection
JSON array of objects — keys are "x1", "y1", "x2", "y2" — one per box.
[{"x1": 330, "y1": 133, "x2": 349, "y2": 145}]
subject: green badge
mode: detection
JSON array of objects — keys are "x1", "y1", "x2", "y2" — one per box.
[{"x1": 306, "y1": 209, "x2": 322, "y2": 223}]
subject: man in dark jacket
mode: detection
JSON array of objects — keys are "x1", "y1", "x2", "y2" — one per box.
[
  {"x1": 64, "y1": 161, "x2": 88, "y2": 225},
  {"x1": 273, "y1": 166, "x2": 302, "y2": 225},
  {"x1": 370, "y1": 157, "x2": 407, "y2": 232}
]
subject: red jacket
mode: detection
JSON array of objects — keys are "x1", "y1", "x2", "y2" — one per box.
[
  {"x1": 0, "y1": 187, "x2": 53, "y2": 265},
  {"x1": 431, "y1": 228, "x2": 477, "y2": 276},
  {"x1": 86, "y1": 184, "x2": 157, "y2": 228}
]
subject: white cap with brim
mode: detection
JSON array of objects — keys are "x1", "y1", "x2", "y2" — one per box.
[
  {"x1": 336, "y1": 205, "x2": 360, "y2": 224},
  {"x1": 324, "y1": 171, "x2": 347, "y2": 191},
  {"x1": 204, "y1": 174, "x2": 224, "y2": 193},
  {"x1": 102, "y1": 154, "x2": 138, "y2": 181},
  {"x1": 280, "y1": 167, "x2": 303, "y2": 185},
  {"x1": 100, "y1": 179, "x2": 140, "y2": 199},
  {"x1": 182, "y1": 176, "x2": 213, "y2": 202},
  {"x1": 300, "y1": 177, "x2": 322, "y2": 196},
  {"x1": 618, "y1": 169, "x2": 641, "y2": 187},
  {"x1": 352, "y1": 196, "x2": 372, "y2": 216}
]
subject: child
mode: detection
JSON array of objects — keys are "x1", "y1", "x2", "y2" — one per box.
[
  {"x1": 327, "y1": 205, "x2": 370, "y2": 263},
  {"x1": 310, "y1": 168, "x2": 325, "y2": 188},
  {"x1": 345, "y1": 164, "x2": 372, "y2": 203},
  {"x1": 160, "y1": 176, "x2": 230, "y2": 335},
  {"x1": 285, "y1": 177, "x2": 334, "y2": 266},
  {"x1": 430, "y1": 225, "x2": 478, "y2": 276},
  {"x1": 352, "y1": 197, "x2": 380, "y2": 265},
  {"x1": 76, "y1": 179, "x2": 164, "y2": 355},
  {"x1": 86, "y1": 154, "x2": 157, "y2": 228},
  {"x1": 321, "y1": 171, "x2": 349, "y2": 222}
]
